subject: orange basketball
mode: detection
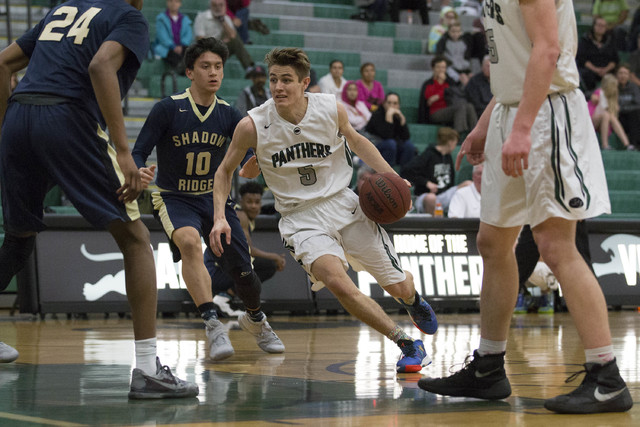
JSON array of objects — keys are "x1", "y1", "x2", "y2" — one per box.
[{"x1": 358, "y1": 172, "x2": 411, "y2": 224}]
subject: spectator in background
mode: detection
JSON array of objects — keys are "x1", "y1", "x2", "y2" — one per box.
[
  {"x1": 469, "y1": 17, "x2": 488, "y2": 64},
  {"x1": 351, "y1": 0, "x2": 388, "y2": 22},
  {"x1": 576, "y1": 17, "x2": 619, "y2": 93},
  {"x1": 226, "y1": 0, "x2": 251, "y2": 44},
  {"x1": 627, "y1": 6, "x2": 640, "y2": 51},
  {"x1": 194, "y1": 0, "x2": 255, "y2": 70},
  {"x1": 341, "y1": 81, "x2": 371, "y2": 132},
  {"x1": 616, "y1": 63, "x2": 640, "y2": 149},
  {"x1": 448, "y1": 163, "x2": 482, "y2": 218},
  {"x1": 364, "y1": 92, "x2": 417, "y2": 167},
  {"x1": 235, "y1": 65, "x2": 271, "y2": 117},
  {"x1": 357, "y1": 62, "x2": 385, "y2": 111},
  {"x1": 626, "y1": 32, "x2": 640, "y2": 86},
  {"x1": 307, "y1": 68, "x2": 320, "y2": 93},
  {"x1": 465, "y1": 55, "x2": 492, "y2": 118},
  {"x1": 419, "y1": 56, "x2": 477, "y2": 134},
  {"x1": 455, "y1": 0, "x2": 482, "y2": 18},
  {"x1": 588, "y1": 73, "x2": 633, "y2": 150},
  {"x1": 319, "y1": 59, "x2": 347, "y2": 98},
  {"x1": 400, "y1": 127, "x2": 470, "y2": 216},
  {"x1": 435, "y1": 21, "x2": 474, "y2": 86},
  {"x1": 592, "y1": 0, "x2": 630, "y2": 51},
  {"x1": 153, "y1": 0, "x2": 193, "y2": 74},
  {"x1": 390, "y1": 0, "x2": 429, "y2": 25},
  {"x1": 428, "y1": 6, "x2": 458, "y2": 53}
]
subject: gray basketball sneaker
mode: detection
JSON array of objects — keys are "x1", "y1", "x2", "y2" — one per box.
[
  {"x1": 238, "y1": 312, "x2": 285, "y2": 353},
  {"x1": 128, "y1": 357, "x2": 199, "y2": 399},
  {"x1": 205, "y1": 319, "x2": 235, "y2": 361}
]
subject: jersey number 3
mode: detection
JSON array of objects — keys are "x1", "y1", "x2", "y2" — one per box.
[{"x1": 39, "y1": 6, "x2": 102, "y2": 45}]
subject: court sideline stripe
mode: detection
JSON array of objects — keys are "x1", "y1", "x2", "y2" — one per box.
[{"x1": 0, "y1": 411, "x2": 86, "y2": 426}]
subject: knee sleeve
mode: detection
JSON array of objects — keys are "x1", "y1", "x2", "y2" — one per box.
[
  {"x1": 0, "y1": 234, "x2": 36, "y2": 291},
  {"x1": 230, "y1": 269, "x2": 262, "y2": 309}
]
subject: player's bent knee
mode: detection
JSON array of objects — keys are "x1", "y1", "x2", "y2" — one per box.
[
  {"x1": 109, "y1": 219, "x2": 151, "y2": 249},
  {"x1": 172, "y1": 229, "x2": 204, "y2": 256}
]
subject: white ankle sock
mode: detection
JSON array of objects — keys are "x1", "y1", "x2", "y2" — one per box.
[
  {"x1": 477, "y1": 338, "x2": 507, "y2": 356},
  {"x1": 134, "y1": 337, "x2": 157, "y2": 375},
  {"x1": 585, "y1": 345, "x2": 615, "y2": 364}
]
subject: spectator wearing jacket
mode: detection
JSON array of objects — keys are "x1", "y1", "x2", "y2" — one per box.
[
  {"x1": 364, "y1": 92, "x2": 417, "y2": 166},
  {"x1": 418, "y1": 56, "x2": 477, "y2": 134},
  {"x1": 153, "y1": 0, "x2": 193, "y2": 73}
]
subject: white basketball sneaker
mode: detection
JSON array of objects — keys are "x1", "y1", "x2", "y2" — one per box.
[
  {"x1": 238, "y1": 313, "x2": 285, "y2": 353},
  {"x1": 205, "y1": 319, "x2": 235, "y2": 361}
]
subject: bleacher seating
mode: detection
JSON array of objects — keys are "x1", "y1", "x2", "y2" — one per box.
[{"x1": 2, "y1": 0, "x2": 635, "y2": 218}]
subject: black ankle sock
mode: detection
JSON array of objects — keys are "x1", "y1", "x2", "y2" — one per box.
[
  {"x1": 246, "y1": 307, "x2": 264, "y2": 322},
  {"x1": 198, "y1": 302, "x2": 217, "y2": 321}
]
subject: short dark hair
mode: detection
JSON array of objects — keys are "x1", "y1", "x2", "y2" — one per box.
[
  {"x1": 431, "y1": 55, "x2": 449, "y2": 69},
  {"x1": 616, "y1": 62, "x2": 631, "y2": 73},
  {"x1": 360, "y1": 62, "x2": 375, "y2": 74},
  {"x1": 385, "y1": 91, "x2": 400, "y2": 104},
  {"x1": 264, "y1": 47, "x2": 311, "y2": 82},
  {"x1": 239, "y1": 181, "x2": 264, "y2": 197},
  {"x1": 184, "y1": 37, "x2": 229, "y2": 70},
  {"x1": 329, "y1": 59, "x2": 344, "y2": 68}
]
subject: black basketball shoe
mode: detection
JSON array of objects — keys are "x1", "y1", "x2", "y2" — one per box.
[
  {"x1": 418, "y1": 350, "x2": 511, "y2": 400},
  {"x1": 544, "y1": 359, "x2": 633, "y2": 414}
]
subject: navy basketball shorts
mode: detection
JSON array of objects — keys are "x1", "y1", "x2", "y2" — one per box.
[
  {"x1": 152, "y1": 191, "x2": 251, "y2": 272},
  {"x1": 0, "y1": 102, "x2": 139, "y2": 232}
]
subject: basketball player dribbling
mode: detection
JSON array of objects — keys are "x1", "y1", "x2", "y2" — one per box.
[{"x1": 210, "y1": 47, "x2": 438, "y2": 373}]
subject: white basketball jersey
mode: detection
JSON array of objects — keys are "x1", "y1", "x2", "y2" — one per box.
[
  {"x1": 484, "y1": 0, "x2": 579, "y2": 104},
  {"x1": 249, "y1": 93, "x2": 353, "y2": 215}
]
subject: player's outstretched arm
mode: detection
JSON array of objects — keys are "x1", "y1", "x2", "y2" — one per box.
[
  {"x1": 210, "y1": 116, "x2": 258, "y2": 256},
  {"x1": 90, "y1": 40, "x2": 140, "y2": 203},
  {"x1": 0, "y1": 43, "x2": 29, "y2": 133}
]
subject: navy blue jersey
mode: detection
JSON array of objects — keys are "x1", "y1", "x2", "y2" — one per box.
[
  {"x1": 133, "y1": 88, "x2": 243, "y2": 193},
  {"x1": 13, "y1": 0, "x2": 148, "y2": 128}
]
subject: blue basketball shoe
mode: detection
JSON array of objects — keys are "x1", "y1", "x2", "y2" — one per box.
[
  {"x1": 513, "y1": 292, "x2": 528, "y2": 314},
  {"x1": 402, "y1": 292, "x2": 438, "y2": 334},
  {"x1": 396, "y1": 339, "x2": 431, "y2": 373}
]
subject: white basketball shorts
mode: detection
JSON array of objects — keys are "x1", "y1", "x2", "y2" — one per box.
[
  {"x1": 481, "y1": 88, "x2": 610, "y2": 228},
  {"x1": 278, "y1": 187, "x2": 406, "y2": 291}
]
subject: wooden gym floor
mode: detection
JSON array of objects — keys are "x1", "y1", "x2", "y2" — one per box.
[{"x1": 0, "y1": 309, "x2": 638, "y2": 426}]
